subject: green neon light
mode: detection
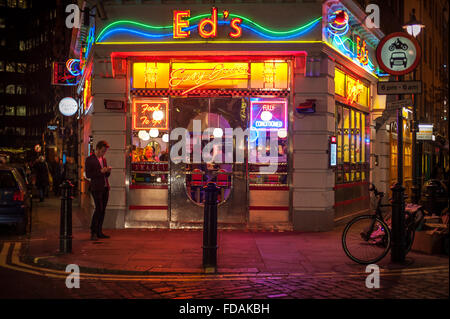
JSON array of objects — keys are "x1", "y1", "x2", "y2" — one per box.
[
  {"x1": 96, "y1": 13, "x2": 322, "y2": 42},
  {"x1": 228, "y1": 14, "x2": 322, "y2": 35}
]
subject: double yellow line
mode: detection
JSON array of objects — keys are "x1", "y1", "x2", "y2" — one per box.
[{"x1": 0, "y1": 242, "x2": 448, "y2": 282}]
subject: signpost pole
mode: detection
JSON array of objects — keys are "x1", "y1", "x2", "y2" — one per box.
[{"x1": 411, "y1": 68, "x2": 421, "y2": 204}]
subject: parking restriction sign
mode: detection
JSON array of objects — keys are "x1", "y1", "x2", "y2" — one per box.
[{"x1": 376, "y1": 32, "x2": 421, "y2": 76}]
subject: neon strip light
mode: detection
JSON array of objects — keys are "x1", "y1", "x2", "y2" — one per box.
[
  {"x1": 96, "y1": 15, "x2": 322, "y2": 42},
  {"x1": 98, "y1": 40, "x2": 323, "y2": 45}
]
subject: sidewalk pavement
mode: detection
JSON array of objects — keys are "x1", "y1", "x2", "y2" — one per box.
[{"x1": 22, "y1": 196, "x2": 449, "y2": 275}]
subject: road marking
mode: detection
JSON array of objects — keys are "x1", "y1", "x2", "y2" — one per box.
[{"x1": 1, "y1": 242, "x2": 448, "y2": 282}]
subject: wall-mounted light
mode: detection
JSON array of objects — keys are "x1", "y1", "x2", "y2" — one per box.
[
  {"x1": 149, "y1": 128, "x2": 159, "y2": 138},
  {"x1": 138, "y1": 130, "x2": 150, "y2": 141}
]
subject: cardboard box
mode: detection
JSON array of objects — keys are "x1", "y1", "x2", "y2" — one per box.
[{"x1": 411, "y1": 231, "x2": 444, "y2": 255}]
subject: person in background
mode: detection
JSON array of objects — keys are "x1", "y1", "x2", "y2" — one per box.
[
  {"x1": 33, "y1": 156, "x2": 49, "y2": 202},
  {"x1": 85, "y1": 141, "x2": 112, "y2": 241},
  {"x1": 50, "y1": 156, "x2": 64, "y2": 196}
]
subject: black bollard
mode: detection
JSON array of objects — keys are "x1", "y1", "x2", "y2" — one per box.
[
  {"x1": 203, "y1": 182, "x2": 219, "y2": 272},
  {"x1": 391, "y1": 183, "x2": 406, "y2": 262},
  {"x1": 59, "y1": 180, "x2": 73, "y2": 254}
]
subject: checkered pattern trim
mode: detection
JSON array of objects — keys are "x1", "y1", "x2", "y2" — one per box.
[{"x1": 131, "y1": 89, "x2": 290, "y2": 97}]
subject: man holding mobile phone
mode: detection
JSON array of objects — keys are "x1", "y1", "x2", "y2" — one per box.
[{"x1": 85, "y1": 140, "x2": 112, "y2": 240}]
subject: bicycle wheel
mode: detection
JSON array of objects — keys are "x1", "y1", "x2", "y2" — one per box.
[{"x1": 342, "y1": 215, "x2": 391, "y2": 264}]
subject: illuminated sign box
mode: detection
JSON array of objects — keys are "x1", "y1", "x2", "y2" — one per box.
[
  {"x1": 51, "y1": 62, "x2": 78, "y2": 86},
  {"x1": 417, "y1": 124, "x2": 433, "y2": 141},
  {"x1": 132, "y1": 62, "x2": 289, "y2": 94},
  {"x1": 132, "y1": 99, "x2": 169, "y2": 130},
  {"x1": 250, "y1": 98, "x2": 287, "y2": 131}
]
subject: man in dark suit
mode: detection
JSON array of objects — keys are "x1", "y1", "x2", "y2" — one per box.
[{"x1": 85, "y1": 140, "x2": 112, "y2": 240}]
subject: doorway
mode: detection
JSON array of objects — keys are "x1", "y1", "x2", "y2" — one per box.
[{"x1": 169, "y1": 97, "x2": 248, "y2": 227}]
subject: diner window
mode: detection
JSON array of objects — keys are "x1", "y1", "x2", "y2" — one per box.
[
  {"x1": 0, "y1": 18, "x2": 5, "y2": 28},
  {"x1": 0, "y1": 61, "x2": 4, "y2": 71},
  {"x1": 248, "y1": 130, "x2": 288, "y2": 186},
  {"x1": 335, "y1": 103, "x2": 369, "y2": 184},
  {"x1": 335, "y1": 68, "x2": 369, "y2": 107},
  {"x1": 19, "y1": 40, "x2": 25, "y2": 51},
  {"x1": 7, "y1": 0, "x2": 16, "y2": 8}
]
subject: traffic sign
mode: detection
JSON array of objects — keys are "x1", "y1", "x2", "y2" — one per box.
[
  {"x1": 376, "y1": 32, "x2": 421, "y2": 76},
  {"x1": 377, "y1": 81, "x2": 422, "y2": 95},
  {"x1": 386, "y1": 98, "x2": 413, "y2": 110}
]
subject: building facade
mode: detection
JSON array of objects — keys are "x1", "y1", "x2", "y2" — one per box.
[
  {"x1": 71, "y1": 0, "x2": 388, "y2": 231},
  {"x1": 0, "y1": 0, "x2": 74, "y2": 163}
]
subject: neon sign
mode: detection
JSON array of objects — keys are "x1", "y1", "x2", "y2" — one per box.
[
  {"x1": 346, "y1": 79, "x2": 365, "y2": 105},
  {"x1": 96, "y1": 10, "x2": 321, "y2": 42},
  {"x1": 250, "y1": 98, "x2": 287, "y2": 131},
  {"x1": 325, "y1": 7, "x2": 382, "y2": 76},
  {"x1": 169, "y1": 63, "x2": 249, "y2": 94},
  {"x1": 52, "y1": 62, "x2": 78, "y2": 86},
  {"x1": 356, "y1": 36, "x2": 369, "y2": 65},
  {"x1": 132, "y1": 62, "x2": 289, "y2": 92},
  {"x1": 132, "y1": 99, "x2": 169, "y2": 130}
]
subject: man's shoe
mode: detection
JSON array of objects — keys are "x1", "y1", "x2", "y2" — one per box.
[
  {"x1": 90, "y1": 233, "x2": 98, "y2": 241},
  {"x1": 98, "y1": 233, "x2": 110, "y2": 239}
]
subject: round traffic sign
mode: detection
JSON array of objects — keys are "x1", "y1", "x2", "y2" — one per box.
[
  {"x1": 58, "y1": 97, "x2": 78, "y2": 116},
  {"x1": 376, "y1": 32, "x2": 421, "y2": 76}
]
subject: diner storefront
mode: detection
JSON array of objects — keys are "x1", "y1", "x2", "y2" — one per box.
[{"x1": 72, "y1": 0, "x2": 385, "y2": 231}]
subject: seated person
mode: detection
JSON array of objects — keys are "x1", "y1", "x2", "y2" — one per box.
[{"x1": 144, "y1": 146, "x2": 159, "y2": 162}]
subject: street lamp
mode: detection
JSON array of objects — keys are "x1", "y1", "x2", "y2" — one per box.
[
  {"x1": 402, "y1": 9, "x2": 425, "y2": 38},
  {"x1": 403, "y1": 9, "x2": 425, "y2": 205}
]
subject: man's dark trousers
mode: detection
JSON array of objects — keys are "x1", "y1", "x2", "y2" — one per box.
[{"x1": 91, "y1": 187, "x2": 109, "y2": 235}]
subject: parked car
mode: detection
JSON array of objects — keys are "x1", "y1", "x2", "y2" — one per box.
[{"x1": 0, "y1": 165, "x2": 31, "y2": 235}]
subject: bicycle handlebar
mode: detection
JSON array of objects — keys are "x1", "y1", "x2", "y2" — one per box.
[{"x1": 369, "y1": 183, "x2": 384, "y2": 198}]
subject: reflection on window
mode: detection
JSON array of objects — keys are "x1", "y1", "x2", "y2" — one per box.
[{"x1": 335, "y1": 103, "x2": 369, "y2": 184}]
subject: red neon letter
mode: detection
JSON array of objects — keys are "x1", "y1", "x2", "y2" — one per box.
[
  {"x1": 198, "y1": 7, "x2": 218, "y2": 38},
  {"x1": 173, "y1": 10, "x2": 190, "y2": 39},
  {"x1": 229, "y1": 18, "x2": 242, "y2": 38}
]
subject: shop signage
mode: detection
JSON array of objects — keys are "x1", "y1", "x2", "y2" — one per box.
[
  {"x1": 325, "y1": 7, "x2": 379, "y2": 76},
  {"x1": 377, "y1": 81, "x2": 422, "y2": 95},
  {"x1": 169, "y1": 63, "x2": 250, "y2": 94},
  {"x1": 356, "y1": 36, "x2": 369, "y2": 65},
  {"x1": 58, "y1": 97, "x2": 78, "y2": 116},
  {"x1": 132, "y1": 62, "x2": 289, "y2": 93},
  {"x1": 174, "y1": 8, "x2": 242, "y2": 39},
  {"x1": 417, "y1": 124, "x2": 433, "y2": 141},
  {"x1": 132, "y1": 99, "x2": 169, "y2": 130},
  {"x1": 376, "y1": 32, "x2": 421, "y2": 76},
  {"x1": 51, "y1": 62, "x2": 78, "y2": 86},
  {"x1": 386, "y1": 98, "x2": 413, "y2": 110},
  {"x1": 96, "y1": 8, "x2": 321, "y2": 43},
  {"x1": 346, "y1": 80, "x2": 365, "y2": 104},
  {"x1": 250, "y1": 98, "x2": 287, "y2": 131}
]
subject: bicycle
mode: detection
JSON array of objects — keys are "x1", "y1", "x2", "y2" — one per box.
[{"x1": 342, "y1": 184, "x2": 425, "y2": 264}]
